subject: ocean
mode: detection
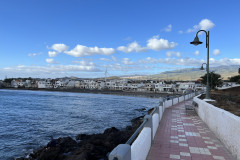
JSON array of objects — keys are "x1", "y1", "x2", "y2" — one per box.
[{"x1": 0, "y1": 89, "x2": 159, "y2": 160}]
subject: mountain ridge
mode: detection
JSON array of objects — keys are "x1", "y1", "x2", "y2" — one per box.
[{"x1": 122, "y1": 65, "x2": 239, "y2": 81}]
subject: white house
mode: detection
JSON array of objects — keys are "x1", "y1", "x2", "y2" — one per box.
[
  {"x1": 11, "y1": 80, "x2": 19, "y2": 88},
  {"x1": 38, "y1": 79, "x2": 53, "y2": 88},
  {"x1": 74, "y1": 81, "x2": 81, "y2": 88},
  {"x1": 178, "y1": 82, "x2": 196, "y2": 92},
  {"x1": 24, "y1": 80, "x2": 32, "y2": 88}
]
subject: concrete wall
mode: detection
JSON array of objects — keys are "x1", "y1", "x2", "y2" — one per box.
[
  {"x1": 152, "y1": 113, "x2": 159, "y2": 138},
  {"x1": 194, "y1": 96, "x2": 240, "y2": 160},
  {"x1": 165, "y1": 100, "x2": 172, "y2": 108},
  {"x1": 109, "y1": 92, "x2": 198, "y2": 160},
  {"x1": 173, "y1": 98, "x2": 178, "y2": 105},
  {"x1": 159, "y1": 106, "x2": 163, "y2": 121},
  {"x1": 131, "y1": 127, "x2": 151, "y2": 160},
  {"x1": 179, "y1": 96, "x2": 184, "y2": 102}
]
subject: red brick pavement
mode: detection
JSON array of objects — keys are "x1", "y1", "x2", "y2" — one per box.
[{"x1": 147, "y1": 99, "x2": 235, "y2": 160}]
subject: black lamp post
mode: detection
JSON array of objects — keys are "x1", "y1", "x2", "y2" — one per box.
[
  {"x1": 190, "y1": 30, "x2": 210, "y2": 99},
  {"x1": 200, "y1": 63, "x2": 207, "y2": 71}
]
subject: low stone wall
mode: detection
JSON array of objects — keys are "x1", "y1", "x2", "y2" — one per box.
[
  {"x1": 109, "y1": 92, "x2": 198, "y2": 160},
  {"x1": 194, "y1": 96, "x2": 240, "y2": 160},
  {"x1": 152, "y1": 113, "x2": 159, "y2": 138},
  {"x1": 131, "y1": 127, "x2": 151, "y2": 160}
]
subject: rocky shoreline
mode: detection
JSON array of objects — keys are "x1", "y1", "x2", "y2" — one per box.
[{"x1": 16, "y1": 115, "x2": 146, "y2": 160}]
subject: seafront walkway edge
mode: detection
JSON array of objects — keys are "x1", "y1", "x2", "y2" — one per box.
[{"x1": 147, "y1": 99, "x2": 235, "y2": 160}]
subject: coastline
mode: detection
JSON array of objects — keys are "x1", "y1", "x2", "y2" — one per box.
[
  {"x1": 16, "y1": 115, "x2": 146, "y2": 160},
  {"x1": 1, "y1": 88, "x2": 170, "y2": 159},
  {"x1": 1, "y1": 87, "x2": 177, "y2": 98}
]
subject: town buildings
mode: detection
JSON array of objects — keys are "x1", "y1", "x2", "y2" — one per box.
[{"x1": 1, "y1": 78, "x2": 206, "y2": 94}]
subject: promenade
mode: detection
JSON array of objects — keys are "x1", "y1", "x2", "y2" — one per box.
[{"x1": 147, "y1": 99, "x2": 235, "y2": 160}]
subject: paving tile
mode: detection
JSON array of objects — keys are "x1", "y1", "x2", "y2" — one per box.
[
  {"x1": 180, "y1": 152, "x2": 191, "y2": 157},
  {"x1": 146, "y1": 99, "x2": 235, "y2": 160},
  {"x1": 213, "y1": 155, "x2": 225, "y2": 160},
  {"x1": 169, "y1": 154, "x2": 180, "y2": 159}
]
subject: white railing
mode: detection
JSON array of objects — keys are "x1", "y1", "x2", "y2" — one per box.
[{"x1": 108, "y1": 91, "x2": 201, "y2": 160}]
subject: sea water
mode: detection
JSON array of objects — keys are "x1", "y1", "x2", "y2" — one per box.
[{"x1": 0, "y1": 89, "x2": 159, "y2": 159}]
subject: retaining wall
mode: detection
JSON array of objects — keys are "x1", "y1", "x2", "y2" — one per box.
[
  {"x1": 194, "y1": 96, "x2": 240, "y2": 160},
  {"x1": 131, "y1": 127, "x2": 151, "y2": 160}
]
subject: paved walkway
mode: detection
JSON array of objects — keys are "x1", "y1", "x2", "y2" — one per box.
[{"x1": 147, "y1": 99, "x2": 235, "y2": 160}]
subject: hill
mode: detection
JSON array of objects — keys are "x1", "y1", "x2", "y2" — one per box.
[{"x1": 123, "y1": 65, "x2": 239, "y2": 81}]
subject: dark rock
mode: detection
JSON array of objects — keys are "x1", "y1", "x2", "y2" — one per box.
[
  {"x1": 125, "y1": 125, "x2": 132, "y2": 130},
  {"x1": 134, "y1": 108, "x2": 146, "y2": 112},
  {"x1": 103, "y1": 127, "x2": 119, "y2": 135},
  {"x1": 76, "y1": 134, "x2": 87, "y2": 140},
  {"x1": 17, "y1": 116, "x2": 143, "y2": 160}
]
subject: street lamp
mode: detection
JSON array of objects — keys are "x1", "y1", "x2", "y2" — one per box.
[
  {"x1": 190, "y1": 30, "x2": 210, "y2": 99},
  {"x1": 200, "y1": 63, "x2": 207, "y2": 71}
]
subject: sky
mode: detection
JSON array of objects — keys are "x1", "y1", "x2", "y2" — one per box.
[{"x1": 0, "y1": 0, "x2": 240, "y2": 79}]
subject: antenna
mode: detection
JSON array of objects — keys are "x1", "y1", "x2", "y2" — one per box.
[{"x1": 105, "y1": 68, "x2": 108, "y2": 82}]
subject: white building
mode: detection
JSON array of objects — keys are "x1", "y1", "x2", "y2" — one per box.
[
  {"x1": 38, "y1": 79, "x2": 53, "y2": 88},
  {"x1": 177, "y1": 82, "x2": 196, "y2": 93},
  {"x1": 11, "y1": 80, "x2": 19, "y2": 88},
  {"x1": 24, "y1": 80, "x2": 32, "y2": 88}
]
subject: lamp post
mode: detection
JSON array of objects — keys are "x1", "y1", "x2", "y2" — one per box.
[
  {"x1": 200, "y1": 63, "x2": 207, "y2": 71},
  {"x1": 190, "y1": 30, "x2": 210, "y2": 99}
]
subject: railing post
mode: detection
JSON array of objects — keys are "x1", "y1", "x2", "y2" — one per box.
[
  {"x1": 184, "y1": 93, "x2": 185, "y2": 101},
  {"x1": 163, "y1": 98, "x2": 165, "y2": 112},
  {"x1": 178, "y1": 95, "x2": 179, "y2": 103},
  {"x1": 156, "y1": 106, "x2": 160, "y2": 122},
  {"x1": 144, "y1": 115, "x2": 153, "y2": 143},
  {"x1": 108, "y1": 144, "x2": 131, "y2": 160},
  {"x1": 172, "y1": 97, "x2": 173, "y2": 106}
]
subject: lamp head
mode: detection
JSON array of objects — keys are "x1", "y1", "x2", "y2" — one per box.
[
  {"x1": 200, "y1": 65, "x2": 204, "y2": 70},
  {"x1": 190, "y1": 35, "x2": 203, "y2": 46}
]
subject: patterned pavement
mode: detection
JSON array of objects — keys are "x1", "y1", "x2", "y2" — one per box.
[{"x1": 147, "y1": 99, "x2": 235, "y2": 160}]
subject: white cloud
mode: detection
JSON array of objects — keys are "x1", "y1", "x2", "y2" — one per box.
[
  {"x1": 163, "y1": 24, "x2": 172, "y2": 32},
  {"x1": 46, "y1": 58, "x2": 57, "y2": 64},
  {"x1": 117, "y1": 41, "x2": 147, "y2": 53},
  {"x1": 100, "y1": 58, "x2": 111, "y2": 61},
  {"x1": 187, "y1": 25, "x2": 199, "y2": 33},
  {"x1": 112, "y1": 56, "x2": 117, "y2": 61},
  {"x1": 138, "y1": 57, "x2": 240, "y2": 67},
  {"x1": 117, "y1": 36, "x2": 177, "y2": 53},
  {"x1": 48, "y1": 51, "x2": 58, "y2": 57},
  {"x1": 72, "y1": 60, "x2": 95, "y2": 66},
  {"x1": 28, "y1": 52, "x2": 42, "y2": 57},
  {"x1": 65, "y1": 45, "x2": 115, "y2": 57},
  {"x1": 1, "y1": 63, "x2": 100, "y2": 78},
  {"x1": 187, "y1": 19, "x2": 215, "y2": 33},
  {"x1": 166, "y1": 51, "x2": 181, "y2": 57},
  {"x1": 147, "y1": 36, "x2": 177, "y2": 51},
  {"x1": 178, "y1": 30, "x2": 183, "y2": 34},
  {"x1": 213, "y1": 49, "x2": 220, "y2": 56},
  {"x1": 51, "y1": 44, "x2": 69, "y2": 53},
  {"x1": 122, "y1": 58, "x2": 134, "y2": 65},
  {"x1": 194, "y1": 50, "x2": 200, "y2": 56},
  {"x1": 139, "y1": 57, "x2": 159, "y2": 64},
  {"x1": 199, "y1": 19, "x2": 215, "y2": 31}
]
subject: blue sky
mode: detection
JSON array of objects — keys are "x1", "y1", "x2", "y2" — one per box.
[{"x1": 0, "y1": 0, "x2": 240, "y2": 79}]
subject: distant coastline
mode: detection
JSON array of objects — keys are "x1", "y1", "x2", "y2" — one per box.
[{"x1": 0, "y1": 87, "x2": 176, "y2": 98}]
